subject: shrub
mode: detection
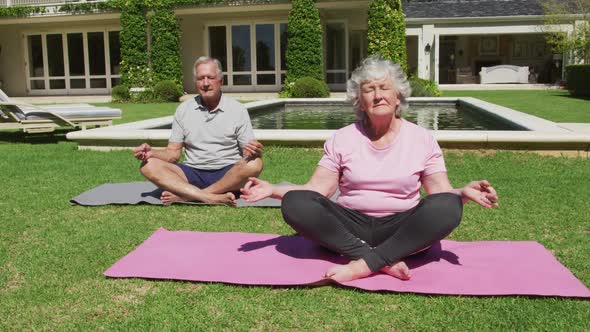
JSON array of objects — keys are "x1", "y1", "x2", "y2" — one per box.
[
  {"x1": 291, "y1": 77, "x2": 330, "y2": 98},
  {"x1": 111, "y1": 85, "x2": 130, "y2": 102},
  {"x1": 153, "y1": 80, "x2": 182, "y2": 102},
  {"x1": 284, "y1": 0, "x2": 324, "y2": 97},
  {"x1": 131, "y1": 89, "x2": 156, "y2": 103},
  {"x1": 565, "y1": 64, "x2": 590, "y2": 97},
  {"x1": 367, "y1": 0, "x2": 408, "y2": 72},
  {"x1": 409, "y1": 76, "x2": 441, "y2": 97}
]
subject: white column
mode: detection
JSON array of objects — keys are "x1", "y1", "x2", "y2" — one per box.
[
  {"x1": 418, "y1": 24, "x2": 435, "y2": 80},
  {"x1": 433, "y1": 33, "x2": 440, "y2": 83}
]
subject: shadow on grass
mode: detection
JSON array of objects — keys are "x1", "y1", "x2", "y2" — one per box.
[
  {"x1": 0, "y1": 128, "x2": 72, "y2": 144},
  {"x1": 553, "y1": 92, "x2": 590, "y2": 101}
]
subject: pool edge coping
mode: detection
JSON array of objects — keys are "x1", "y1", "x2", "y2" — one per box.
[{"x1": 66, "y1": 97, "x2": 590, "y2": 151}]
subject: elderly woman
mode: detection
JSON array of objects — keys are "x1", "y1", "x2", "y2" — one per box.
[{"x1": 241, "y1": 55, "x2": 498, "y2": 282}]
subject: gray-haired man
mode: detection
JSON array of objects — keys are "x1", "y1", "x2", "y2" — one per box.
[{"x1": 133, "y1": 56, "x2": 263, "y2": 206}]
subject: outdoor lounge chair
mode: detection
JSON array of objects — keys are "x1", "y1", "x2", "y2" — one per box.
[{"x1": 0, "y1": 89, "x2": 122, "y2": 133}]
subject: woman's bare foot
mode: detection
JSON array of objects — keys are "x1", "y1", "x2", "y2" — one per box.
[
  {"x1": 380, "y1": 261, "x2": 411, "y2": 280},
  {"x1": 161, "y1": 191, "x2": 185, "y2": 205},
  {"x1": 325, "y1": 259, "x2": 372, "y2": 282}
]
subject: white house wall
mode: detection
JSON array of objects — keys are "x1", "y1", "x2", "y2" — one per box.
[{"x1": 0, "y1": 24, "x2": 26, "y2": 96}]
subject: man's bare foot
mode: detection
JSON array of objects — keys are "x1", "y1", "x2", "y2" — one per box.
[
  {"x1": 380, "y1": 261, "x2": 411, "y2": 280},
  {"x1": 161, "y1": 191, "x2": 236, "y2": 206},
  {"x1": 325, "y1": 259, "x2": 372, "y2": 282},
  {"x1": 161, "y1": 191, "x2": 186, "y2": 205},
  {"x1": 201, "y1": 192, "x2": 236, "y2": 206}
]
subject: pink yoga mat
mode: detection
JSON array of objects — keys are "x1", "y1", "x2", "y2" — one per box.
[{"x1": 105, "y1": 228, "x2": 590, "y2": 297}]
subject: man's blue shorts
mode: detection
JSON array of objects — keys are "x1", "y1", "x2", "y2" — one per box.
[{"x1": 176, "y1": 163, "x2": 235, "y2": 189}]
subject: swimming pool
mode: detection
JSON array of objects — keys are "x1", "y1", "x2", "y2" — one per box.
[{"x1": 250, "y1": 101, "x2": 521, "y2": 131}]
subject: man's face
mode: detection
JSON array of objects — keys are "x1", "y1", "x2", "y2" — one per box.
[{"x1": 195, "y1": 62, "x2": 223, "y2": 103}]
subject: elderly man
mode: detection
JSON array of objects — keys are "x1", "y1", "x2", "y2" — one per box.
[{"x1": 133, "y1": 56, "x2": 263, "y2": 206}]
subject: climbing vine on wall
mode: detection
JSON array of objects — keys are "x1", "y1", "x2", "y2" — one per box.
[
  {"x1": 149, "y1": 5, "x2": 183, "y2": 87},
  {"x1": 118, "y1": 1, "x2": 149, "y2": 87},
  {"x1": 0, "y1": 7, "x2": 46, "y2": 17}
]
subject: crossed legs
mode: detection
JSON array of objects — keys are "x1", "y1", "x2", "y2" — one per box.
[
  {"x1": 140, "y1": 157, "x2": 263, "y2": 205},
  {"x1": 281, "y1": 190, "x2": 462, "y2": 281}
]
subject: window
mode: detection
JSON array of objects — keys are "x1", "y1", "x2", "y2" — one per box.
[
  {"x1": 208, "y1": 22, "x2": 287, "y2": 90},
  {"x1": 25, "y1": 30, "x2": 121, "y2": 94},
  {"x1": 27, "y1": 35, "x2": 44, "y2": 90},
  {"x1": 256, "y1": 24, "x2": 275, "y2": 85},
  {"x1": 109, "y1": 31, "x2": 121, "y2": 87},
  {"x1": 325, "y1": 22, "x2": 348, "y2": 86},
  {"x1": 232, "y1": 25, "x2": 252, "y2": 86}
]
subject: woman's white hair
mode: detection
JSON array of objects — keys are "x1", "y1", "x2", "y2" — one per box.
[
  {"x1": 193, "y1": 56, "x2": 224, "y2": 82},
  {"x1": 346, "y1": 55, "x2": 411, "y2": 120}
]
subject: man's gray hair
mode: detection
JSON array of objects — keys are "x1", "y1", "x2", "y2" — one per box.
[
  {"x1": 193, "y1": 56, "x2": 224, "y2": 81},
  {"x1": 346, "y1": 55, "x2": 411, "y2": 120}
]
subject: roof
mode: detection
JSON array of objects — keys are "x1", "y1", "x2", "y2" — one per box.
[{"x1": 402, "y1": 0, "x2": 544, "y2": 19}]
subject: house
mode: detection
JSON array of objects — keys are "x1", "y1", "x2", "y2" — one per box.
[{"x1": 0, "y1": 0, "x2": 583, "y2": 96}]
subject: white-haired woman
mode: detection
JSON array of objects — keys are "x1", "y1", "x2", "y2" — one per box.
[{"x1": 241, "y1": 55, "x2": 498, "y2": 282}]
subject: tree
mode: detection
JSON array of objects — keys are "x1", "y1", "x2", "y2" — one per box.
[
  {"x1": 367, "y1": 0, "x2": 407, "y2": 72},
  {"x1": 542, "y1": 0, "x2": 590, "y2": 63}
]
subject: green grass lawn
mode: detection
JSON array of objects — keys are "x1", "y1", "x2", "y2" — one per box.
[
  {"x1": 99, "y1": 102, "x2": 180, "y2": 125},
  {"x1": 1, "y1": 139, "x2": 589, "y2": 330},
  {"x1": 442, "y1": 90, "x2": 590, "y2": 123}
]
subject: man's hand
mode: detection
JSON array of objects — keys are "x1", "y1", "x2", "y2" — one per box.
[
  {"x1": 242, "y1": 139, "x2": 263, "y2": 160},
  {"x1": 461, "y1": 180, "x2": 499, "y2": 208},
  {"x1": 133, "y1": 143, "x2": 153, "y2": 161}
]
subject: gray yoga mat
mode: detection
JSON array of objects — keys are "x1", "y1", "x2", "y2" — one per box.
[{"x1": 71, "y1": 181, "x2": 339, "y2": 207}]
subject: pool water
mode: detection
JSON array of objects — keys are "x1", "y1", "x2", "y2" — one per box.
[{"x1": 250, "y1": 103, "x2": 520, "y2": 130}]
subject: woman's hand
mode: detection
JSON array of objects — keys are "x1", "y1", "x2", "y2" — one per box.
[
  {"x1": 240, "y1": 177, "x2": 274, "y2": 202},
  {"x1": 461, "y1": 180, "x2": 499, "y2": 208}
]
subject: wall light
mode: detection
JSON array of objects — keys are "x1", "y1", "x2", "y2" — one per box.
[{"x1": 424, "y1": 43, "x2": 431, "y2": 53}]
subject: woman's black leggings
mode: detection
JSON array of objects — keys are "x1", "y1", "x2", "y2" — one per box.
[{"x1": 281, "y1": 191, "x2": 463, "y2": 272}]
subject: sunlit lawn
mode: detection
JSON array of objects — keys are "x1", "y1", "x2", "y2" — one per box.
[
  {"x1": 2, "y1": 90, "x2": 587, "y2": 329},
  {"x1": 442, "y1": 89, "x2": 590, "y2": 123},
  {"x1": 0, "y1": 136, "x2": 589, "y2": 330}
]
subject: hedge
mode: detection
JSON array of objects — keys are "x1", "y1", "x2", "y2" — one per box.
[
  {"x1": 285, "y1": 0, "x2": 324, "y2": 88},
  {"x1": 565, "y1": 64, "x2": 590, "y2": 97},
  {"x1": 367, "y1": 0, "x2": 408, "y2": 73}
]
